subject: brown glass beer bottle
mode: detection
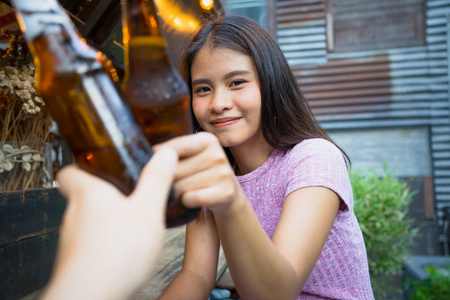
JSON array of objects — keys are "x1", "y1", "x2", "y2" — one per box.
[
  {"x1": 121, "y1": 0, "x2": 200, "y2": 227},
  {"x1": 11, "y1": 0, "x2": 153, "y2": 196},
  {"x1": 11, "y1": 0, "x2": 195, "y2": 228}
]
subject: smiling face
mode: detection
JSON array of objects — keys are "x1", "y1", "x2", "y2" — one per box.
[{"x1": 191, "y1": 46, "x2": 267, "y2": 152}]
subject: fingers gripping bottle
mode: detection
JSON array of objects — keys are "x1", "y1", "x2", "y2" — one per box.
[
  {"x1": 121, "y1": 0, "x2": 200, "y2": 227},
  {"x1": 11, "y1": 0, "x2": 197, "y2": 227}
]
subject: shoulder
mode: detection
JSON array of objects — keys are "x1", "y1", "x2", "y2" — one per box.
[
  {"x1": 286, "y1": 138, "x2": 344, "y2": 166},
  {"x1": 299, "y1": 138, "x2": 339, "y2": 150},
  {"x1": 281, "y1": 139, "x2": 353, "y2": 211}
]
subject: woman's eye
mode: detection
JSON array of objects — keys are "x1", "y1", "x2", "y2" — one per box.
[
  {"x1": 230, "y1": 80, "x2": 244, "y2": 87},
  {"x1": 195, "y1": 86, "x2": 211, "y2": 94}
]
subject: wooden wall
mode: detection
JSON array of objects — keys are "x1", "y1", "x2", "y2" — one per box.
[{"x1": 274, "y1": 0, "x2": 450, "y2": 235}]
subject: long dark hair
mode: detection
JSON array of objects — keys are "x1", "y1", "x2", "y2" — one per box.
[{"x1": 179, "y1": 12, "x2": 350, "y2": 166}]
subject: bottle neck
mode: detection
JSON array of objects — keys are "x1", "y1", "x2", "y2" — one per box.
[
  {"x1": 12, "y1": 0, "x2": 99, "y2": 69},
  {"x1": 122, "y1": 0, "x2": 172, "y2": 73},
  {"x1": 122, "y1": 0, "x2": 165, "y2": 40}
]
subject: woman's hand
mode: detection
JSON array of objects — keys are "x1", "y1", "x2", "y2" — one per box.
[
  {"x1": 155, "y1": 132, "x2": 242, "y2": 216},
  {"x1": 41, "y1": 148, "x2": 178, "y2": 300}
]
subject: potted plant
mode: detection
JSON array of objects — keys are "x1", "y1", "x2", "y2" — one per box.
[
  {"x1": 350, "y1": 163, "x2": 418, "y2": 299},
  {"x1": 0, "y1": 29, "x2": 65, "y2": 300}
]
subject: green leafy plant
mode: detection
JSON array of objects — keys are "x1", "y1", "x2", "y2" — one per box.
[
  {"x1": 409, "y1": 266, "x2": 450, "y2": 300},
  {"x1": 350, "y1": 163, "x2": 418, "y2": 298}
]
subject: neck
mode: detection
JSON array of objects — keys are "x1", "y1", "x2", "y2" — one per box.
[{"x1": 230, "y1": 139, "x2": 273, "y2": 176}]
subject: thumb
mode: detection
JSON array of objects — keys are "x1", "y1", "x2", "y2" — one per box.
[{"x1": 131, "y1": 147, "x2": 178, "y2": 212}]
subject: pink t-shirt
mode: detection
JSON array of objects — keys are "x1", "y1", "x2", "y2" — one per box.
[{"x1": 236, "y1": 139, "x2": 374, "y2": 299}]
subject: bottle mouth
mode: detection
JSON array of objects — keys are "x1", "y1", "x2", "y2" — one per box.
[{"x1": 128, "y1": 36, "x2": 166, "y2": 48}]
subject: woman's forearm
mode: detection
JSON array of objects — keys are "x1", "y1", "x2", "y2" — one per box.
[
  {"x1": 160, "y1": 215, "x2": 220, "y2": 300},
  {"x1": 159, "y1": 268, "x2": 215, "y2": 300},
  {"x1": 214, "y1": 192, "x2": 301, "y2": 300}
]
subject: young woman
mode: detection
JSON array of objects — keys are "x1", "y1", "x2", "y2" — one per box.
[{"x1": 157, "y1": 13, "x2": 374, "y2": 299}]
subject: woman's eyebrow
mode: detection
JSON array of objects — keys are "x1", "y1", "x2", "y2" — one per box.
[
  {"x1": 192, "y1": 70, "x2": 251, "y2": 86},
  {"x1": 192, "y1": 78, "x2": 211, "y2": 86},
  {"x1": 223, "y1": 70, "x2": 251, "y2": 80}
]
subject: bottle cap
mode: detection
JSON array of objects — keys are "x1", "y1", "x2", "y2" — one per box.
[
  {"x1": 11, "y1": 0, "x2": 69, "y2": 41},
  {"x1": 11, "y1": 0, "x2": 61, "y2": 12}
]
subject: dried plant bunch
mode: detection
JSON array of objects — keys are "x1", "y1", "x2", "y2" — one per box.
[{"x1": 0, "y1": 29, "x2": 54, "y2": 191}]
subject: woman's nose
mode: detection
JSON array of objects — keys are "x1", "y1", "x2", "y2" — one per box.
[{"x1": 209, "y1": 89, "x2": 233, "y2": 113}]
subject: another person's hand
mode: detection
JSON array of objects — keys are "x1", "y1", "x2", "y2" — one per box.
[
  {"x1": 155, "y1": 132, "x2": 244, "y2": 216},
  {"x1": 41, "y1": 148, "x2": 178, "y2": 300}
]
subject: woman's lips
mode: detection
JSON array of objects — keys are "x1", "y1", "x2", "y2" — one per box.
[{"x1": 211, "y1": 117, "x2": 241, "y2": 128}]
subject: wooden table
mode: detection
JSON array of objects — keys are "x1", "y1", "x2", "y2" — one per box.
[
  {"x1": 134, "y1": 225, "x2": 227, "y2": 299},
  {"x1": 133, "y1": 225, "x2": 187, "y2": 299},
  {"x1": 22, "y1": 225, "x2": 227, "y2": 300}
]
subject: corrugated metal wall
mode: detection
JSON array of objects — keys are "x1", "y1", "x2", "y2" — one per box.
[{"x1": 275, "y1": 0, "x2": 450, "y2": 223}]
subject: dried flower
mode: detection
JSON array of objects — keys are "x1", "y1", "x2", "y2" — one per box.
[
  {"x1": 0, "y1": 29, "x2": 54, "y2": 191},
  {"x1": 0, "y1": 143, "x2": 45, "y2": 173}
]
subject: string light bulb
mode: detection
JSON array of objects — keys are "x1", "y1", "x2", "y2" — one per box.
[
  {"x1": 154, "y1": 0, "x2": 199, "y2": 32},
  {"x1": 200, "y1": 0, "x2": 214, "y2": 10}
]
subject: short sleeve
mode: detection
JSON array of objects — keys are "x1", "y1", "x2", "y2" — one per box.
[{"x1": 283, "y1": 139, "x2": 353, "y2": 212}]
